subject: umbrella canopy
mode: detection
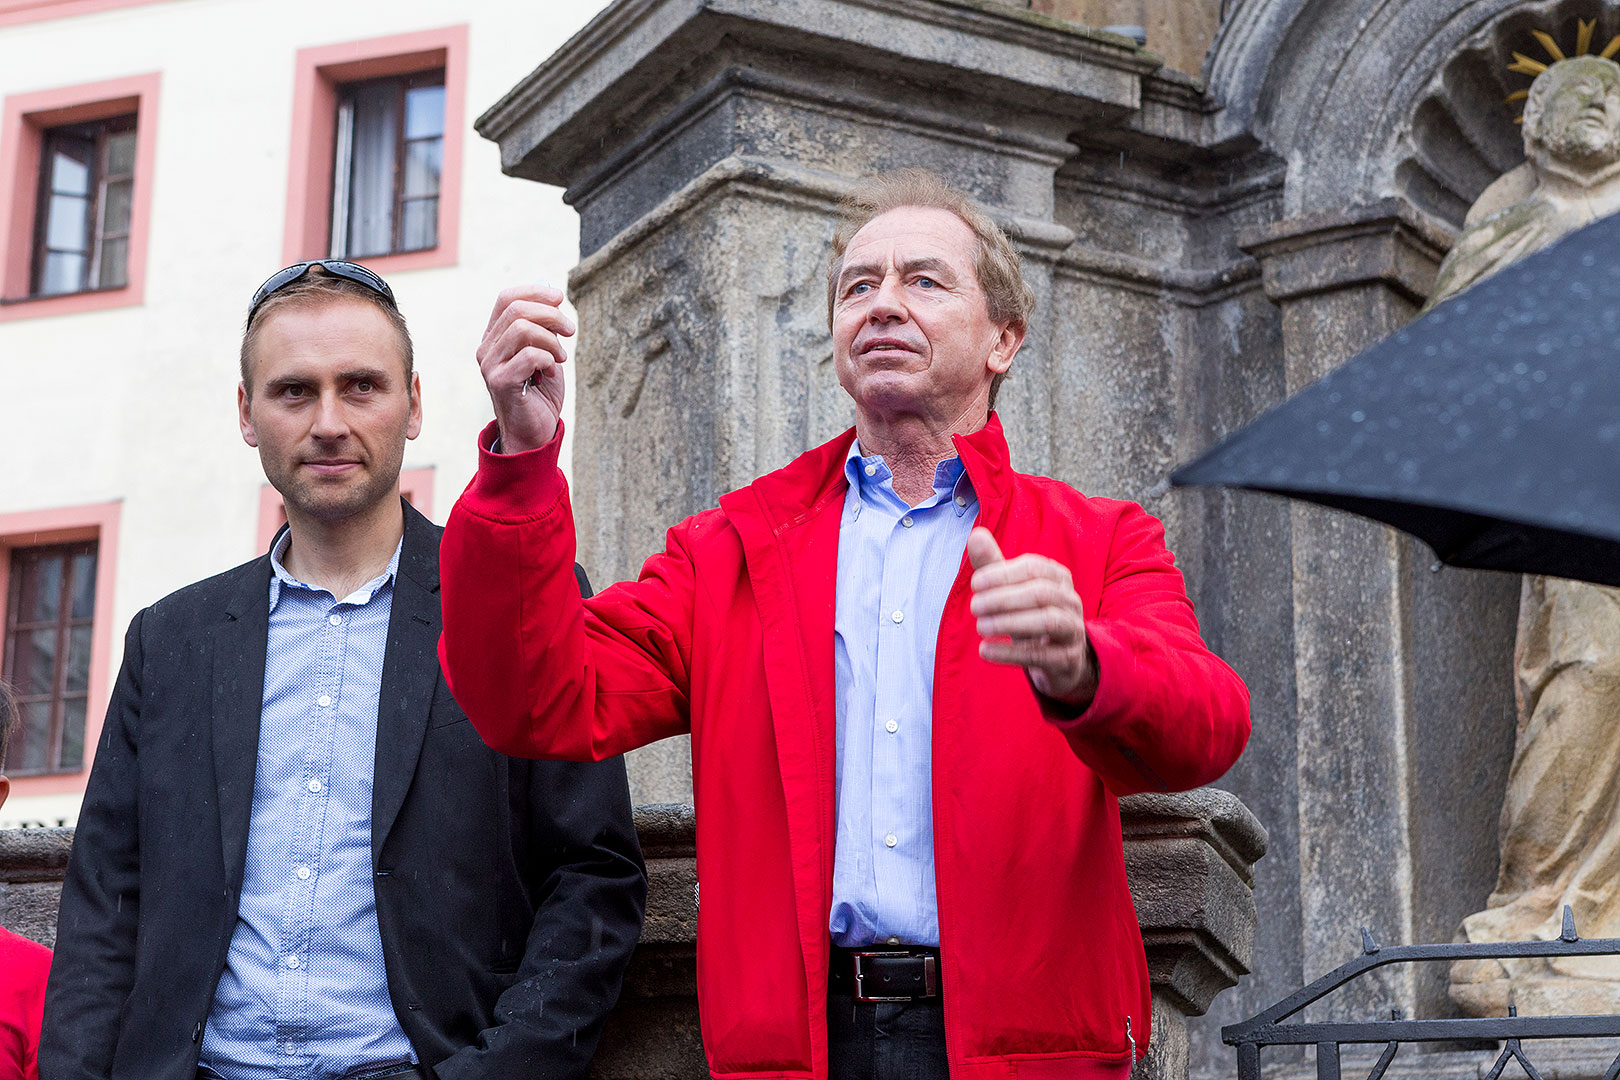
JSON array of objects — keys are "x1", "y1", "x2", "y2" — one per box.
[{"x1": 1171, "y1": 208, "x2": 1620, "y2": 587}]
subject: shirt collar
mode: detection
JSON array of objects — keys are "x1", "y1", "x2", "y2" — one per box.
[
  {"x1": 268, "y1": 528, "x2": 404, "y2": 612},
  {"x1": 843, "y1": 440, "x2": 975, "y2": 515}
]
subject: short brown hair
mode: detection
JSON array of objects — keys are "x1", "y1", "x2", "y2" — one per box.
[
  {"x1": 240, "y1": 268, "x2": 414, "y2": 392},
  {"x1": 826, "y1": 169, "x2": 1036, "y2": 410},
  {"x1": 0, "y1": 680, "x2": 16, "y2": 773}
]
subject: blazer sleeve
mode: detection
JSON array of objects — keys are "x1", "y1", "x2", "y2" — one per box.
[
  {"x1": 39, "y1": 610, "x2": 146, "y2": 1080},
  {"x1": 1045, "y1": 502, "x2": 1252, "y2": 795},
  {"x1": 439, "y1": 421, "x2": 697, "y2": 762},
  {"x1": 433, "y1": 753, "x2": 646, "y2": 1079}
]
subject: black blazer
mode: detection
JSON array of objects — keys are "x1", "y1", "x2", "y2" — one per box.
[{"x1": 41, "y1": 503, "x2": 646, "y2": 1080}]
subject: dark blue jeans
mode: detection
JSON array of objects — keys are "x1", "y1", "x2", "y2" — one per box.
[{"x1": 827, "y1": 993, "x2": 949, "y2": 1080}]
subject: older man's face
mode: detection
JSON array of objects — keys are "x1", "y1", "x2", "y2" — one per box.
[
  {"x1": 1535, "y1": 58, "x2": 1620, "y2": 170},
  {"x1": 831, "y1": 206, "x2": 1018, "y2": 428}
]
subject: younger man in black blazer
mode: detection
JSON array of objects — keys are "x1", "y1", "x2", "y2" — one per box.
[{"x1": 41, "y1": 263, "x2": 646, "y2": 1080}]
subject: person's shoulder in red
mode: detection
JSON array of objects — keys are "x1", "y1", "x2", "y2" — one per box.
[{"x1": 0, "y1": 924, "x2": 51, "y2": 1080}]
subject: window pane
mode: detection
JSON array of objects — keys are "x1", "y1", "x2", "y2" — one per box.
[
  {"x1": 40, "y1": 253, "x2": 85, "y2": 296},
  {"x1": 66, "y1": 624, "x2": 92, "y2": 694},
  {"x1": 70, "y1": 550, "x2": 98, "y2": 619},
  {"x1": 98, "y1": 236, "x2": 129, "y2": 290},
  {"x1": 14, "y1": 701, "x2": 50, "y2": 774},
  {"x1": 106, "y1": 129, "x2": 136, "y2": 177},
  {"x1": 50, "y1": 146, "x2": 91, "y2": 195},
  {"x1": 102, "y1": 179, "x2": 133, "y2": 236},
  {"x1": 12, "y1": 629, "x2": 58, "y2": 696},
  {"x1": 404, "y1": 84, "x2": 444, "y2": 139},
  {"x1": 46, "y1": 193, "x2": 89, "y2": 252},
  {"x1": 13, "y1": 553, "x2": 63, "y2": 624},
  {"x1": 402, "y1": 139, "x2": 441, "y2": 198},
  {"x1": 400, "y1": 198, "x2": 437, "y2": 252},
  {"x1": 59, "y1": 697, "x2": 87, "y2": 771},
  {"x1": 345, "y1": 81, "x2": 399, "y2": 258}
]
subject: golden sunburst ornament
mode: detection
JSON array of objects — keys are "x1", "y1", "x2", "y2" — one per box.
[{"x1": 1505, "y1": 18, "x2": 1620, "y2": 121}]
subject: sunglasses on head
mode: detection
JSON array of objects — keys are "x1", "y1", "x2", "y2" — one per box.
[{"x1": 246, "y1": 260, "x2": 397, "y2": 328}]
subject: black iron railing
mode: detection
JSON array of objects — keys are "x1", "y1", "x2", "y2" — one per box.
[{"x1": 1224, "y1": 908, "x2": 1620, "y2": 1080}]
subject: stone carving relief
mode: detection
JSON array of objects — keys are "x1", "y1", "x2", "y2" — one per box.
[{"x1": 1427, "y1": 39, "x2": 1620, "y2": 1018}]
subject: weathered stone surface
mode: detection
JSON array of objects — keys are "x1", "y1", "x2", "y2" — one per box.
[
  {"x1": 0, "y1": 826, "x2": 71, "y2": 949},
  {"x1": 1026, "y1": 0, "x2": 1222, "y2": 78}
]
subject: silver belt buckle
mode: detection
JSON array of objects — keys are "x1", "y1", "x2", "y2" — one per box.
[{"x1": 853, "y1": 949, "x2": 937, "y2": 1002}]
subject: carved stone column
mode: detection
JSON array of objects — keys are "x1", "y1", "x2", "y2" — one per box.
[{"x1": 1239, "y1": 200, "x2": 1519, "y2": 1022}]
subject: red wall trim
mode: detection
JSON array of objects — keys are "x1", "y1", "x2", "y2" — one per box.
[
  {"x1": 282, "y1": 26, "x2": 468, "y2": 275},
  {"x1": 0, "y1": 500, "x2": 122, "y2": 798},
  {"x1": 0, "y1": 72, "x2": 161, "y2": 321}
]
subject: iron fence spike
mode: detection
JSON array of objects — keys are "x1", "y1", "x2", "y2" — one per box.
[
  {"x1": 1563, "y1": 906, "x2": 1579, "y2": 942},
  {"x1": 1361, "y1": 928, "x2": 1380, "y2": 954}
]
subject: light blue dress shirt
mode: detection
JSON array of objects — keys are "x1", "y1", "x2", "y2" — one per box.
[
  {"x1": 200, "y1": 532, "x2": 417, "y2": 1079},
  {"x1": 829, "y1": 442, "x2": 978, "y2": 948}
]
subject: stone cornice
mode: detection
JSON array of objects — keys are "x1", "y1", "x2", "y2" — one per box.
[{"x1": 476, "y1": 0, "x2": 1166, "y2": 186}]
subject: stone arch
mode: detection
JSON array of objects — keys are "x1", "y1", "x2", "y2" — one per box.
[{"x1": 1208, "y1": 0, "x2": 1617, "y2": 223}]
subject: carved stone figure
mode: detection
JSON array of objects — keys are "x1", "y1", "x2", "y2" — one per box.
[{"x1": 1439, "y1": 53, "x2": 1620, "y2": 1018}]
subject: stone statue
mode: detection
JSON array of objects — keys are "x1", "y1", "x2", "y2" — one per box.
[{"x1": 1438, "y1": 53, "x2": 1620, "y2": 1018}]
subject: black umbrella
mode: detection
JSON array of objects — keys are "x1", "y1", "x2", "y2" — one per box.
[{"x1": 1171, "y1": 207, "x2": 1620, "y2": 587}]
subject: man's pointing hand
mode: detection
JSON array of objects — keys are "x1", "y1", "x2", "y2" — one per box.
[{"x1": 967, "y1": 527, "x2": 1098, "y2": 709}]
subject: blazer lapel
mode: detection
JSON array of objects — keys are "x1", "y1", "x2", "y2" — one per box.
[
  {"x1": 370, "y1": 504, "x2": 440, "y2": 863},
  {"x1": 214, "y1": 549, "x2": 273, "y2": 888}
]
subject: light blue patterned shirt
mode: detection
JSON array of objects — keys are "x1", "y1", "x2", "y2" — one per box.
[
  {"x1": 829, "y1": 442, "x2": 977, "y2": 948},
  {"x1": 200, "y1": 531, "x2": 416, "y2": 1079}
]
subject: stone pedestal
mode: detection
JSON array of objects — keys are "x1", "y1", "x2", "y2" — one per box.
[
  {"x1": 0, "y1": 797, "x2": 1265, "y2": 1080},
  {"x1": 0, "y1": 826, "x2": 69, "y2": 949}
]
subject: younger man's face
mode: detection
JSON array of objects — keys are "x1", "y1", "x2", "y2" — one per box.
[{"x1": 238, "y1": 297, "x2": 421, "y2": 524}]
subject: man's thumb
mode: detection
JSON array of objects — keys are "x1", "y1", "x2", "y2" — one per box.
[{"x1": 966, "y1": 527, "x2": 1004, "y2": 570}]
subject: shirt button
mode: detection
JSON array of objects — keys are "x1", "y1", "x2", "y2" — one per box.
[
  {"x1": 316, "y1": 694, "x2": 332, "y2": 708},
  {"x1": 328, "y1": 613, "x2": 342, "y2": 626},
  {"x1": 295, "y1": 866, "x2": 311, "y2": 881},
  {"x1": 884, "y1": 834, "x2": 898, "y2": 848},
  {"x1": 284, "y1": 955, "x2": 300, "y2": 969},
  {"x1": 885, "y1": 720, "x2": 899, "y2": 734},
  {"x1": 887, "y1": 937, "x2": 901, "y2": 945},
  {"x1": 284, "y1": 1041, "x2": 297, "y2": 1055},
  {"x1": 891, "y1": 610, "x2": 904, "y2": 624},
  {"x1": 306, "y1": 778, "x2": 323, "y2": 793},
  {"x1": 955, "y1": 495, "x2": 968, "y2": 507},
  {"x1": 865, "y1": 463, "x2": 878, "y2": 477},
  {"x1": 901, "y1": 515, "x2": 914, "y2": 528}
]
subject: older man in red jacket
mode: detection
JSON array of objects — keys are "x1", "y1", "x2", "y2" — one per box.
[{"x1": 439, "y1": 169, "x2": 1251, "y2": 1080}]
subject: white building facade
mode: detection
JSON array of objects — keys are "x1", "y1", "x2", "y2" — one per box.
[{"x1": 0, "y1": 0, "x2": 601, "y2": 827}]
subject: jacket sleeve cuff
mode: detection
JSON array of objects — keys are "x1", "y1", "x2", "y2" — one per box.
[
  {"x1": 464, "y1": 419, "x2": 569, "y2": 521},
  {"x1": 1042, "y1": 619, "x2": 1139, "y2": 735}
]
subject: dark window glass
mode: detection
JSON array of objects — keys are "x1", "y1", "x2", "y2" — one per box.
[
  {"x1": 3, "y1": 542, "x2": 98, "y2": 776},
  {"x1": 331, "y1": 71, "x2": 444, "y2": 259},
  {"x1": 31, "y1": 116, "x2": 136, "y2": 297}
]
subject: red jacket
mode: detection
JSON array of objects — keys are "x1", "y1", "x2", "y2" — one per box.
[
  {"x1": 439, "y1": 416, "x2": 1250, "y2": 1080},
  {"x1": 0, "y1": 925, "x2": 50, "y2": 1080}
]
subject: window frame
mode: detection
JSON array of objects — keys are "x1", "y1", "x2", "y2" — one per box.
[
  {"x1": 29, "y1": 112, "x2": 136, "y2": 297},
  {"x1": 3, "y1": 540, "x2": 98, "y2": 776},
  {"x1": 0, "y1": 72, "x2": 159, "y2": 321},
  {"x1": 331, "y1": 69, "x2": 447, "y2": 261},
  {"x1": 0, "y1": 500, "x2": 120, "y2": 797},
  {"x1": 284, "y1": 27, "x2": 466, "y2": 275}
]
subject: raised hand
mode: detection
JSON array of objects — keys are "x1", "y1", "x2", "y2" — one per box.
[
  {"x1": 967, "y1": 527, "x2": 1098, "y2": 707},
  {"x1": 477, "y1": 284, "x2": 576, "y2": 453}
]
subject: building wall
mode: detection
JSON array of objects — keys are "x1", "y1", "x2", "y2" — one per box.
[{"x1": 0, "y1": 0, "x2": 607, "y2": 828}]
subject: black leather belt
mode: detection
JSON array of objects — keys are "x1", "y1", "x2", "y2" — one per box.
[{"x1": 828, "y1": 946, "x2": 942, "y2": 1002}]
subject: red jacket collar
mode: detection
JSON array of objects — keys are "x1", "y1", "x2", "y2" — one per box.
[{"x1": 739, "y1": 413, "x2": 1014, "y2": 531}]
